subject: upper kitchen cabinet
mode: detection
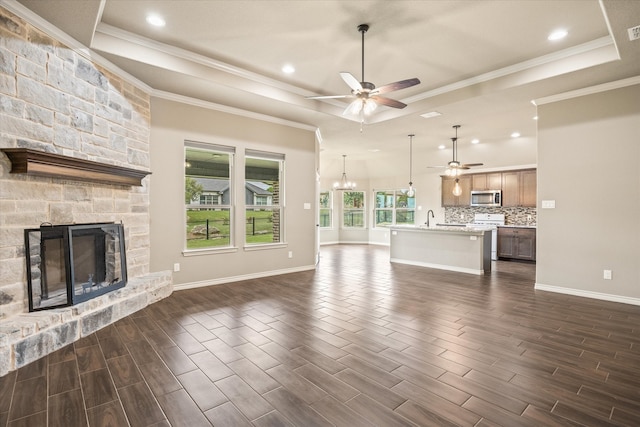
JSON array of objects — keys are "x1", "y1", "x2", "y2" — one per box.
[
  {"x1": 472, "y1": 173, "x2": 502, "y2": 191},
  {"x1": 442, "y1": 176, "x2": 471, "y2": 207},
  {"x1": 502, "y1": 169, "x2": 537, "y2": 207}
]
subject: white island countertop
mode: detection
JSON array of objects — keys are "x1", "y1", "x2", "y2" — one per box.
[{"x1": 389, "y1": 225, "x2": 492, "y2": 275}]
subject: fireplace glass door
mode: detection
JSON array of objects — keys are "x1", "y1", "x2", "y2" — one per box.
[{"x1": 25, "y1": 223, "x2": 127, "y2": 311}]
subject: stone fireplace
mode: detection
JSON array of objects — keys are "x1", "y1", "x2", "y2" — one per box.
[{"x1": 0, "y1": 7, "x2": 172, "y2": 376}]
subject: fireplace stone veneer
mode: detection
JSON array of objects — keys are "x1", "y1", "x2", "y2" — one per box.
[{"x1": 0, "y1": 271, "x2": 172, "y2": 376}]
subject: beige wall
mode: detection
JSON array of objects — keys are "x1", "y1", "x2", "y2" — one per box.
[
  {"x1": 536, "y1": 83, "x2": 640, "y2": 302},
  {"x1": 149, "y1": 98, "x2": 317, "y2": 287}
]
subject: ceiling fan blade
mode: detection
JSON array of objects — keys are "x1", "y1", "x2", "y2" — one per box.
[
  {"x1": 305, "y1": 94, "x2": 353, "y2": 100},
  {"x1": 427, "y1": 165, "x2": 447, "y2": 169},
  {"x1": 371, "y1": 78, "x2": 420, "y2": 95},
  {"x1": 461, "y1": 163, "x2": 484, "y2": 167},
  {"x1": 340, "y1": 72, "x2": 363, "y2": 92},
  {"x1": 371, "y1": 96, "x2": 406, "y2": 109}
]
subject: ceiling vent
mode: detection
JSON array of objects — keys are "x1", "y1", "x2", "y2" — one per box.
[{"x1": 628, "y1": 25, "x2": 640, "y2": 41}]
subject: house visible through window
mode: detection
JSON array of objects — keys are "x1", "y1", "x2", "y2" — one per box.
[
  {"x1": 374, "y1": 189, "x2": 415, "y2": 226},
  {"x1": 319, "y1": 191, "x2": 332, "y2": 228},
  {"x1": 185, "y1": 141, "x2": 234, "y2": 250},
  {"x1": 245, "y1": 151, "x2": 284, "y2": 245},
  {"x1": 343, "y1": 191, "x2": 365, "y2": 228}
]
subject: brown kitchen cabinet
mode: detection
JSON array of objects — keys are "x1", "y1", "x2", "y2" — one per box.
[
  {"x1": 441, "y1": 176, "x2": 471, "y2": 207},
  {"x1": 501, "y1": 169, "x2": 536, "y2": 207},
  {"x1": 497, "y1": 227, "x2": 536, "y2": 261},
  {"x1": 472, "y1": 173, "x2": 502, "y2": 191}
]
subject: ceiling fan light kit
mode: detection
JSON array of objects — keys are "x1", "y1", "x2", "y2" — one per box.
[{"x1": 306, "y1": 23, "x2": 420, "y2": 122}]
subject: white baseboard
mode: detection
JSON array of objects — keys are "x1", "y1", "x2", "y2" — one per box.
[
  {"x1": 320, "y1": 241, "x2": 389, "y2": 247},
  {"x1": 390, "y1": 258, "x2": 484, "y2": 276},
  {"x1": 535, "y1": 283, "x2": 640, "y2": 306},
  {"x1": 368, "y1": 241, "x2": 390, "y2": 247},
  {"x1": 174, "y1": 264, "x2": 316, "y2": 291}
]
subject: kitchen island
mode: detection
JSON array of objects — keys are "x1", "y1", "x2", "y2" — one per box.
[{"x1": 389, "y1": 225, "x2": 492, "y2": 275}]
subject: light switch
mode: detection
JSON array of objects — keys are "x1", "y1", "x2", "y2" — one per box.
[
  {"x1": 541, "y1": 200, "x2": 556, "y2": 209},
  {"x1": 303, "y1": 203, "x2": 311, "y2": 209}
]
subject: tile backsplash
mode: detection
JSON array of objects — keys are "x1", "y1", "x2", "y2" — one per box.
[{"x1": 445, "y1": 206, "x2": 536, "y2": 226}]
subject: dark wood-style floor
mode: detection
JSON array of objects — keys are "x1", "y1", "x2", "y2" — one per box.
[{"x1": 2, "y1": 244, "x2": 640, "y2": 426}]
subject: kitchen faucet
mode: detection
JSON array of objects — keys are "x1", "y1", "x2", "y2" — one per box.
[{"x1": 426, "y1": 209, "x2": 435, "y2": 227}]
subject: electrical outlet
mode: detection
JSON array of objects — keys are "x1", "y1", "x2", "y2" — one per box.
[
  {"x1": 527, "y1": 215, "x2": 532, "y2": 221},
  {"x1": 173, "y1": 263, "x2": 180, "y2": 272},
  {"x1": 603, "y1": 269, "x2": 612, "y2": 280}
]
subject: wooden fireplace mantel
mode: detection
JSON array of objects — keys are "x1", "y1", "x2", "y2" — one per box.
[{"x1": 1, "y1": 148, "x2": 151, "y2": 186}]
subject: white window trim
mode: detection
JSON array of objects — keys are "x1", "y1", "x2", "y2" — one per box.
[
  {"x1": 319, "y1": 190, "x2": 333, "y2": 229},
  {"x1": 342, "y1": 190, "x2": 366, "y2": 229},
  {"x1": 184, "y1": 141, "x2": 235, "y2": 252},
  {"x1": 245, "y1": 150, "x2": 286, "y2": 246},
  {"x1": 373, "y1": 189, "x2": 416, "y2": 227}
]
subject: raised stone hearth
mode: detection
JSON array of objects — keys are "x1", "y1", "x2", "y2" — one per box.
[{"x1": 0, "y1": 272, "x2": 172, "y2": 376}]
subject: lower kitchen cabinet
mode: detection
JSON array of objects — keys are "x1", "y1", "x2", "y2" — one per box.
[{"x1": 497, "y1": 227, "x2": 536, "y2": 261}]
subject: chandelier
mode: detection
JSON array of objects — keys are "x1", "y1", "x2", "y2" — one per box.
[{"x1": 333, "y1": 155, "x2": 356, "y2": 190}]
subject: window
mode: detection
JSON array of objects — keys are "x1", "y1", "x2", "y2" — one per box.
[
  {"x1": 343, "y1": 191, "x2": 365, "y2": 228},
  {"x1": 374, "y1": 190, "x2": 416, "y2": 226},
  {"x1": 319, "y1": 191, "x2": 332, "y2": 228},
  {"x1": 245, "y1": 151, "x2": 284, "y2": 245},
  {"x1": 184, "y1": 142, "x2": 234, "y2": 250},
  {"x1": 200, "y1": 193, "x2": 220, "y2": 205}
]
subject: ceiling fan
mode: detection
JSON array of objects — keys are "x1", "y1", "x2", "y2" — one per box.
[
  {"x1": 429, "y1": 125, "x2": 483, "y2": 176},
  {"x1": 306, "y1": 24, "x2": 420, "y2": 117}
]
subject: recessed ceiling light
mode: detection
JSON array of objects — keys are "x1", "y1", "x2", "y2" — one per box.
[
  {"x1": 533, "y1": 116, "x2": 538, "y2": 120},
  {"x1": 282, "y1": 64, "x2": 295, "y2": 74},
  {"x1": 438, "y1": 144, "x2": 446, "y2": 150},
  {"x1": 548, "y1": 29, "x2": 568, "y2": 41},
  {"x1": 146, "y1": 14, "x2": 166, "y2": 27},
  {"x1": 420, "y1": 111, "x2": 442, "y2": 119},
  {"x1": 511, "y1": 132, "x2": 521, "y2": 138},
  {"x1": 368, "y1": 149, "x2": 380, "y2": 152},
  {"x1": 471, "y1": 138, "x2": 480, "y2": 144}
]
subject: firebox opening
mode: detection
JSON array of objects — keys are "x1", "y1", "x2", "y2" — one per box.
[{"x1": 25, "y1": 223, "x2": 127, "y2": 311}]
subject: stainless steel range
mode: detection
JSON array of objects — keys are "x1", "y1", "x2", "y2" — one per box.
[{"x1": 468, "y1": 214, "x2": 505, "y2": 260}]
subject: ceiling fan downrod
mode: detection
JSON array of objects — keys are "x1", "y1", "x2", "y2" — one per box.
[
  {"x1": 358, "y1": 24, "x2": 369, "y2": 84},
  {"x1": 452, "y1": 124, "x2": 460, "y2": 165}
]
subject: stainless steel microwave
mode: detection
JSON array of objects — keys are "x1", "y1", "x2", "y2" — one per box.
[{"x1": 470, "y1": 190, "x2": 501, "y2": 207}]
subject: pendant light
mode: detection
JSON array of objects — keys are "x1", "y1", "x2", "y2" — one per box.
[
  {"x1": 407, "y1": 134, "x2": 415, "y2": 197},
  {"x1": 333, "y1": 155, "x2": 356, "y2": 190},
  {"x1": 452, "y1": 178, "x2": 462, "y2": 196}
]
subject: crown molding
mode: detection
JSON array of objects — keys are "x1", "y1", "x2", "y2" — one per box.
[
  {"x1": 404, "y1": 36, "x2": 617, "y2": 105},
  {"x1": 533, "y1": 75, "x2": 640, "y2": 105},
  {"x1": 152, "y1": 90, "x2": 317, "y2": 132},
  {"x1": 95, "y1": 23, "x2": 315, "y2": 98}
]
